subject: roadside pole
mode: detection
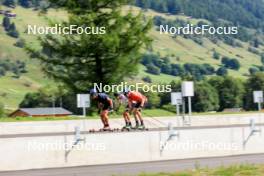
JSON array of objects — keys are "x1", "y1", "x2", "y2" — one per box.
[
  {"x1": 76, "y1": 94, "x2": 90, "y2": 143},
  {"x1": 182, "y1": 97, "x2": 185, "y2": 122},
  {"x1": 176, "y1": 103, "x2": 180, "y2": 116},
  {"x1": 253, "y1": 91, "x2": 263, "y2": 111},
  {"x1": 83, "y1": 106, "x2": 87, "y2": 117},
  {"x1": 258, "y1": 99, "x2": 262, "y2": 112},
  {"x1": 188, "y1": 96, "x2": 192, "y2": 116},
  {"x1": 253, "y1": 91, "x2": 263, "y2": 125},
  {"x1": 52, "y1": 96, "x2": 56, "y2": 117},
  {"x1": 181, "y1": 81, "x2": 194, "y2": 125},
  {"x1": 171, "y1": 92, "x2": 183, "y2": 126}
]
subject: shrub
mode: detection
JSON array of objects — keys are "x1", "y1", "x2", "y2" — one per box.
[
  {"x1": 0, "y1": 67, "x2": 6, "y2": 76},
  {"x1": 2, "y1": 16, "x2": 10, "y2": 31},
  {"x1": 7, "y1": 23, "x2": 19, "y2": 38},
  {"x1": 216, "y1": 67, "x2": 228, "y2": 76},
  {"x1": 8, "y1": 29, "x2": 19, "y2": 38},
  {"x1": 221, "y1": 57, "x2": 240, "y2": 70},
  {"x1": 14, "y1": 38, "x2": 26, "y2": 48},
  {"x1": 213, "y1": 51, "x2": 220, "y2": 60},
  {"x1": 161, "y1": 63, "x2": 172, "y2": 74},
  {"x1": 146, "y1": 64, "x2": 161, "y2": 75},
  {"x1": 249, "y1": 67, "x2": 259, "y2": 75},
  {"x1": 142, "y1": 76, "x2": 152, "y2": 83}
]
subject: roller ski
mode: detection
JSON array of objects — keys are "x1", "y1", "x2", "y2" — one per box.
[
  {"x1": 132, "y1": 125, "x2": 149, "y2": 131},
  {"x1": 89, "y1": 127, "x2": 120, "y2": 133},
  {"x1": 99, "y1": 126, "x2": 112, "y2": 132},
  {"x1": 121, "y1": 125, "x2": 132, "y2": 131}
]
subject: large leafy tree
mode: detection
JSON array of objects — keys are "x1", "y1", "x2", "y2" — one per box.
[
  {"x1": 28, "y1": 0, "x2": 152, "y2": 92},
  {"x1": 244, "y1": 72, "x2": 264, "y2": 110},
  {"x1": 209, "y1": 76, "x2": 244, "y2": 111},
  {"x1": 193, "y1": 82, "x2": 219, "y2": 112}
]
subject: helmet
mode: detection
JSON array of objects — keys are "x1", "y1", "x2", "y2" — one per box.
[
  {"x1": 123, "y1": 87, "x2": 130, "y2": 96},
  {"x1": 89, "y1": 89, "x2": 97, "y2": 96},
  {"x1": 114, "y1": 92, "x2": 120, "y2": 97}
]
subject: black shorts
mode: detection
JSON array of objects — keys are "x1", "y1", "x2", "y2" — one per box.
[
  {"x1": 102, "y1": 102, "x2": 111, "y2": 110},
  {"x1": 125, "y1": 102, "x2": 141, "y2": 112},
  {"x1": 125, "y1": 104, "x2": 130, "y2": 112},
  {"x1": 133, "y1": 102, "x2": 142, "y2": 108}
]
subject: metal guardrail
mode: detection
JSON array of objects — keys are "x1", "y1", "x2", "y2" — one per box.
[{"x1": 0, "y1": 123, "x2": 264, "y2": 139}]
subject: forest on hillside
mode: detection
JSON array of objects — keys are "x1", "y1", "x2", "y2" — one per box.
[
  {"x1": 0, "y1": 0, "x2": 49, "y2": 9},
  {"x1": 135, "y1": 0, "x2": 264, "y2": 30}
]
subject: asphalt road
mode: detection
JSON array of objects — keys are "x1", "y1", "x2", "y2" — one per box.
[{"x1": 1, "y1": 153, "x2": 264, "y2": 176}]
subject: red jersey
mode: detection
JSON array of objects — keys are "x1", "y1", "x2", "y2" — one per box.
[{"x1": 127, "y1": 91, "x2": 146, "y2": 103}]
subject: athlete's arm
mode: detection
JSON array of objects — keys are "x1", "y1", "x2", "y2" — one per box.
[
  {"x1": 97, "y1": 103, "x2": 102, "y2": 114},
  {"x1": 140, "y1": 95, "x2": 147, "y2": 107},
  {"x1": 107, "y1": 98, "x2": 113, "y2": 109},
  {"x1": 140, "y1": 99, "x2": 145, "y2": 107},
  {"x1": 128, "y1": 100, "x2": 132, "y2": 109}
]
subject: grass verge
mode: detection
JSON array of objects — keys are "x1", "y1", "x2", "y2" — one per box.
[{"x1": 137, "y1": 164, "x2": 264, "y2": 176}]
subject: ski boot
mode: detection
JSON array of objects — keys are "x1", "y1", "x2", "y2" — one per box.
[
  {"x1": 137, "y1": 125, "x2": 146, "y2": 130},
  {"x1": 122, "y1": 125, "x2": 132, "y2": 131},
  {"x1": 99, "y1": 126, "x2": 112, "y2": 132},
  {"x1": 132, "y1": 124, "x2": 140, "y2": 130}
]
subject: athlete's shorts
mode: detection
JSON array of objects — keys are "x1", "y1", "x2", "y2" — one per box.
[
  {"x1": 125, "y1": 105, "x2": 130, "y2": 112},
  {"x1": 125, "y1": 102, "x2": 144, "y2": 112},
  {"x1": 133, "y1": 102, "x2": 142, "y2": 108},
  {"x1": 102, "y1": 102, "x2": 111, "y2": 110},
  {"x1": 125, "y1": 103, "x2": 138, "y2": 112}
]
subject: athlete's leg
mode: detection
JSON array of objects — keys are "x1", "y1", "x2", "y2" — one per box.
[
  {"x1": 134, "y1": 102, "x2": 144, "y2": 126},
  {"x1": 135, "y1": 109, "x2": 142, "y2": 121},
  {"x1": 101, "y1": 110, "x2": 110, "y2": 128},
  {"x1": 123, "y1": 111, "x2": 131, "y2": 125},
  {"x1": 136, "y1": 108, "x2": 144, "y2": 126},
  {"x1": 132, "y1": 108, "x2": 140, "y2": 127},
  {"x1": 99, "y1": 110, "x2": 105, "y2": 127}
]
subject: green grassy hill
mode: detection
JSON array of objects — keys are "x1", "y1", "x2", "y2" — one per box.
[
  {"x1": 0, "y1": 6, "x2": 67, "y2": 109},
  {"x1": 132, "y1": 6, "x2": 264, "y2": 80},
  {"x1": 0, "y1": 5, "x2": 263, "y2": 109}
]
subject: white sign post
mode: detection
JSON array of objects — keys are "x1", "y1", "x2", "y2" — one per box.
[
  {"x1": 171, "y1": 92, "x2": 183, "y2": 126},
  {"x1": 171, "y1": 92, "x2": 182, "y2": 116},
  {"x1": 181, "y1": 81, "x2": 194, "y2": 125},
  {"x1": 253, "y1": 91, "x2": 263, "y2": 111},
  {"x1": 77, "y1": 94, "x2": 90, "y2": 117},
  {"x1": 182, "y1": 81, "x2": 194, "y2": 115}
]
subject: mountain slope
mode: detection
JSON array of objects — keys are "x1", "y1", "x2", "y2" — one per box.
[
  {"x1": 0, "y1": 5, "x2": 264, "y2": 108},
  {"x1": 129, "y1": 6, "x2": 264, "y2": 80},
  {"x1": 0, "y1": 6, "x2": 66, "y2": 109}
]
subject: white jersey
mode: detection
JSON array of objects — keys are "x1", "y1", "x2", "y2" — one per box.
[{"x1": 118, "y1": 94, "x2": 128, "y2": 104}]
